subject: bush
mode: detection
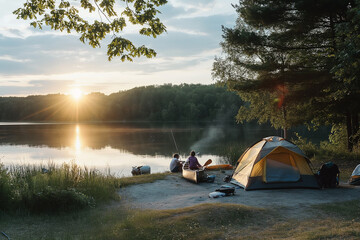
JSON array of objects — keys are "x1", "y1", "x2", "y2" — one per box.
[
  {"x1": 23, "y1": 187, "x2": 95, "y2": 213},
  {"x1": 292, "y1": 133, "x2": 318, "y2": 158},
  {"x1": 1, "y1": 162, "x2": 121, "y2": 213},
  {"x1": 216, "y1": 144, "x2": 247, "y2": 166},
  {"x1": 0, "y1": 164, "x2": 13, "y2": 210},
  {"x1": 318, "y1": 141, "x2": 360, "y2": 162},
  {"x1": 293, "y1": 131, "x2": 360, "y2": 180},
  {"x1": 1, "y1": 162, "x2": 168, "y2": 213}
]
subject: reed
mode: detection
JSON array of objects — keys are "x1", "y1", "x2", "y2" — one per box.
[
  {"x1": 0, "y1": 162, "x2": 122, "y2": 213},
  {"x1": 215, "y1": 143, "x2": 247, "y2": 166},
  {"x1": 0, "y1": 162, "x2": 170, "y2": 213}
]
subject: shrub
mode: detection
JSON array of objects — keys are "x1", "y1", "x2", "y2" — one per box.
[
  {"x1": 1, "y1": 162, "x2": 168, "y2": 213},
  {"x1": 23, "y1": 187, "x2": 95, "y2": 213},
  {"x1": 0, "y1": 164, "x2": 13, "y2": 210},
  {"x1": 1, "y1": 162, "x2": 121, "y2": 213},
  {"x1": 216, "y1": 144, "x2": 247, "y2": 165},
  {"x1": 292, "y1": 133, "x2": 318, "y2": 158}
]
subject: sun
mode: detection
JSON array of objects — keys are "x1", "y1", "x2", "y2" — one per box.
[{"x1": 70, "y1": 89, "x2": 83, "y2": 101}]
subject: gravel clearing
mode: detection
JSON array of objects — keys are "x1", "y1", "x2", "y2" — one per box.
[{"x1": 119, "y1": 170, "x2": 360, "y2": 217}]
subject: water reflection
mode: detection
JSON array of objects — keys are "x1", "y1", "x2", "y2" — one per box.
[
  {"x1": 75, "y1": 125, "x2": 81, "y2": 152},
  {"x1": 0, "y1": 122, "x2": 288, "y2": 176},
  {"x1": 0, "y1": 122, "x2": 278, "y2": 155}
]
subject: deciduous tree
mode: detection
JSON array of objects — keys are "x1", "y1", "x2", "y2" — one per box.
[{"x1": 14, "y1": 0, "x2": 167, "y2": 61}]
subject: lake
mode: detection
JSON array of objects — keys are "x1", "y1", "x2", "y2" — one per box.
[{"x1": 0, "y1": 122, "x2": 326, "y2": 176}]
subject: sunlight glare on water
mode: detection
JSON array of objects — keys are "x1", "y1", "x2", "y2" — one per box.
[
  {"x1": 0, "y1": 122, "x2": 282, "y2": 176},
  {"x1": 75, "y1": 125, "x2": 81, "y2": 152}
]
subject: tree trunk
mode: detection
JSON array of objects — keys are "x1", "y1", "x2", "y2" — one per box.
[
  {"x1": 346, "y1": 111, "x2": 353, "y2": 152},
  {"x1": 282, "y1": 105, "x2": 287, "y2": 139},
  {"x1": 352, "y1": 112, "x2": 359, "y2": 146},
  {"x1": 283, "y1": 128, "x2": 287, "y2": 139}
]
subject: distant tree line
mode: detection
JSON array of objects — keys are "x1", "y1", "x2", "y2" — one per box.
[{"x1": 0, "y1": 84, "x2": 242, "y2": 122}]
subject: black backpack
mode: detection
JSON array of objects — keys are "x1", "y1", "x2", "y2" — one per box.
[
  {"x1": 317, "y1": 162, "x2": 340, "y2": 188},
  {"x1": 215, "y1": 186, "x2": 235, "y2": 196}
]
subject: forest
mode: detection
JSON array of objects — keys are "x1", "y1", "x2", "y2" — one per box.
[{"x1": 0, "y1": 84, "x2": 242, "y2": 122}]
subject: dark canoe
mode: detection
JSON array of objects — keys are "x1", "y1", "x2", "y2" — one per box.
[{"x1": 182, "y1": 163, "x2": 206, "y2": 183}]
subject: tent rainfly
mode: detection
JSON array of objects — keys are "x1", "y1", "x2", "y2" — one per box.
[
  {"x1": 231, "y1": 136, "x2": 320, "y2": 190},
  {"x1": 349, "y1": 164, "x2": 360, "y2": 185}
]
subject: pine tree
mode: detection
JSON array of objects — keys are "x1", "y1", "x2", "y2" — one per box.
[{"x1": 213, "y1": 0, "x2": 359, "y2": 150}]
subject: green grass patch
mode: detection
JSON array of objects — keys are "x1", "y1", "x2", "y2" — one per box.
[
  {"x1": 0, "y1": 204, "x2": 128, "y2": 239},
  {"x1": 250, "y1": 219, "x2": 360, "y2": 240},
  {"x1": 0, "y1": 162, "x2": 169, "y2": 213},
  {"x1": 112, "y1": 203, "x2": 265, "y2": 240},
  {"x1": 313, "y1": 200, "x2": 360, "y2": 220},
  {"x1": 2, "y1": 201, "x2": 360, "y2": 240},
  {"x1": 0, "y1": 203, "x2": 265, "y2": 240},
  {"x1": 118, "y1": 172, "x2": 169, "y2": 188}
]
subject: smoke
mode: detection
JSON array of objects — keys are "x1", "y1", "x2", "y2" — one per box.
[
  {"x1": 190, "y1": 104, "x2": 237, "y2": 154},
  {"x1": 190, "y1": 125, "x2": 225, "y2": 153}
]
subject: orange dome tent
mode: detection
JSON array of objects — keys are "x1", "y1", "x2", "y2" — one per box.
[{"x1": 231, "y1": 136, "x2": 320, "y2": 190}]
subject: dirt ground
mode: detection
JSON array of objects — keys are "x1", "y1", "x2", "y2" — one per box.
[{"x1": 119, "y1": 170, "x2": 360, "y2": 217}]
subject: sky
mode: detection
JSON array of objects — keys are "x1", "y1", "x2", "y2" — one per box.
[{"x1": 0, "y1": 0, "x2": 238, "y2": 96}]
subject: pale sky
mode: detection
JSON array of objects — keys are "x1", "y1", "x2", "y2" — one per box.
[{"x1": 0, "y1": 0, "x2": 238, "y2": 96}]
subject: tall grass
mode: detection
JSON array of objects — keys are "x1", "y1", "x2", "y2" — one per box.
[
  {"x1": 0, "y1": 162, "x2": 169, "y2": 213},
  {"x1": 216, "y1": 143, "x2": 247, "y2": 165},
  {"x1": 0, "y1": 162, "x2": 122, "y2": 213}
]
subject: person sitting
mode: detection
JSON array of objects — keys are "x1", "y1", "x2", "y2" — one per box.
[
  {"x1": 170, "y1": 153, "x2": 183, "y2": 173},
  {"x1": 187, "y1": 150, "x2": 202, "y2": 170}
]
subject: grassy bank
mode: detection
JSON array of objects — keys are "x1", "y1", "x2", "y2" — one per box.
[
  {"x1": 1, "y1": 200, "x2": 360, "y2": 239},
  {"x1": 0, "y1": 203, "x2": 267, "y2": 240},
  {"x1": 0, "y1": 162, "x2": 168, "y2": 213}
]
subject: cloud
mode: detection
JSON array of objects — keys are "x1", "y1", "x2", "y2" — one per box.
[
  {"x1": 168, "y1": 0, "x2": 236, "y2": 19},
  {"x1": 166, "y1": 26, "x2": 208, "y2": 36},
  {"x1": 0, "y1": 80, "x2": 75, "y2": 96},
  {"x1": 0, "y1": 55, "x2": 31, "y2": 63},
  {"x1": 133, "y1": 47, "x2": 222, "y2": 73}
]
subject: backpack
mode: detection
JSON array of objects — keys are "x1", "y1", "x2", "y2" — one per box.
[
  {"x1": 317, "y1": 162, "x2": 340, "y2": 188},
  {"x1": 215, "y1": 186, "x2": 235, "y2": 196}
]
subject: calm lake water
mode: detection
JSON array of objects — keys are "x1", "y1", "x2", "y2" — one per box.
[{"x1": 0, "y1": 122, "x2": 326, "y2": 176}]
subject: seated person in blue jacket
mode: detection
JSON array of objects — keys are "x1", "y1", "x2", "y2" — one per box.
[
  {"x1": 170, "y1": 153, "x2": 184, "y2": 172},
  {"x1": 187, "y1": 150, "x2": 202, "y2": 170}
]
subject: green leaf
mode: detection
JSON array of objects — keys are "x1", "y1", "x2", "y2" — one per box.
[{"x1": 14, "y1": 0, "x2": 167, "y2": 61}]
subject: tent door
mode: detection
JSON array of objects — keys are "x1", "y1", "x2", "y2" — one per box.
[{"x1": 264, "y1": 154, "x2": 300, "y2": 183}]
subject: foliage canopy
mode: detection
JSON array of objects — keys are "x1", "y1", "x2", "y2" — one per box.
[{"x1": 14, "y1": 0, "x2": 167, "y2": 61}]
